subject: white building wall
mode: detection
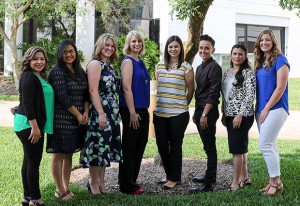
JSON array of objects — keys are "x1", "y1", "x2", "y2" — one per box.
[{"x1": 153, "y1": 0, "x2": 300, "y2": 77}]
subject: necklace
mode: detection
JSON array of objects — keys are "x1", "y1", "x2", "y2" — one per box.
[{"x1": 168, "y1": 63, "x2": 178, "y2": 71}]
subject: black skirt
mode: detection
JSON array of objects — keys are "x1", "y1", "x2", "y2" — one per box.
[{"x1": 225, "y1": 115, "x2": 254, "y2": 154}]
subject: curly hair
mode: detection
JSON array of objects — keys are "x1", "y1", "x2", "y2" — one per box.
[
  {"x1": 254, "y1": 29, "x2": 281, "y2": 72},
  {"x1": 92, "y1": 33, "x2": 119, "y2": 64},
  {"x1": 20, "y1": 46, "x2": 48, "y2": 79}
]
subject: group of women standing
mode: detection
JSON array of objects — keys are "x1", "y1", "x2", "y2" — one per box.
[{"x1": 13, "y1": 28, "x2": 289, "y2": 205}]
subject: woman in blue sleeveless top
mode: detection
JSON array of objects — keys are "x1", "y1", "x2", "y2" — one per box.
[{"x1": 119, "y1": 30, "x2": 150, "y2": 195}]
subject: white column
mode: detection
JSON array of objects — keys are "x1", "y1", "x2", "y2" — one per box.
[{"x1": 76, "y1": 0, "x2": 95, "y2": 69}]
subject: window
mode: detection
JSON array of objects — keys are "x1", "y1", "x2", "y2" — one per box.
[{"x1": 236, "y1": 24, "x2": 285, "y2": 53}]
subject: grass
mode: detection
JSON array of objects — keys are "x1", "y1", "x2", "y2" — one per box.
[
  {"x1": 0, "y1": 94, "x2": 18, "y2": 101},
  {"x1": 288, "y1": 78, "x2": 300, "y2": 110},
  {"x1": 1, "y1": 126, "x2": 300, "y2": 205}
]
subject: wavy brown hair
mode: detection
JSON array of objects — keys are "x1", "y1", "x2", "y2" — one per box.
[
  {"x1": 93, "y1": 33, "x2": 119, "y2": 64},
  {"x1": 254, "y1": 29, "x2": 281, "y2": 72},
  {"x1": 20, "y1": 46, "x2": 48, "y2": 79}
]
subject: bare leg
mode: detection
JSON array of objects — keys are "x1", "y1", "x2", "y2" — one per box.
[
  {"x1": 51, "y1": 154, "x2": 65, "y2": 194},
  {"x1": 89, "y1": 166, "x2": 101, "y2": 194},
  {"x1": 240, "y1": 153, "x2": 248, "y2": 181},
  {"x1": 98, "y1": 167, "x2": 106, "y2": 193},
  {"x1": 62, "y1": 154, "x2": 73, "y2": 196},
  {"x1": 232, "y1": 154, "x2": 243, "y2": 186}
]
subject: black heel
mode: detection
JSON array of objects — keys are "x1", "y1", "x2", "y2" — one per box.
[{"x1": 87, "y1": 181, "x2": 92, "y2": 194}]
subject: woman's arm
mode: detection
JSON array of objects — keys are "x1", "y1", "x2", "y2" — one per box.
[
  {"x1": 121, "y1": 59, "x2": 140, "y2": 129},
  {"x1": 260, "y1": 64, "x2": 289, "y2": 124},
  {"x1": 87, "y1": 60, "x2": 107, "y2": 129},
  {"x1": 185, "y1": 70, "x2": 194, "y2": 105},
  {"x1": 49, "y1": 68, "x2": 84, "y2": 124}
]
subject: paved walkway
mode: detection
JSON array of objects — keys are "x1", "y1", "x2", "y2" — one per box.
[{"x1": 1, "y1": 100, "x2": 299, "y2": 140}]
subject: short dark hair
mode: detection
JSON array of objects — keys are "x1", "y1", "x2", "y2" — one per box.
[{"x1": 199, "y1": 34, "x2": 215, "y2": 47}]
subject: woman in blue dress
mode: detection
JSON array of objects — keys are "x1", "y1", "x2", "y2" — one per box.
[{"x1": 80, "y1": 33, "x2": 122, "y2": 195}]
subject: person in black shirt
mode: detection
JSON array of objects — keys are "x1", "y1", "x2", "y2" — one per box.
[{"x1": 189, "y1": 35, "x2": 222, "y2": 193}]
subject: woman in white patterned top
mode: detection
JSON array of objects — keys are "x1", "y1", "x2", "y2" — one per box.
[
  {"x1": 221, "y1": 43, "x2": 256, "y2": 191},
  {"x1": 153, "y1": 35, "x2": 194, "y2": 189}
]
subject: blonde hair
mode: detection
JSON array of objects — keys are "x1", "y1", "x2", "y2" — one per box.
[
  {"x1": 20, "y1": 46, "x2": 48, "y2": 79},
  {"x1": 92, "y1": 33, "x2": 119, "y2": 64},
  {"x1": 123, "y1": 30, "x2": 145, "y2": 56},
  {"x1": 254, "y1": 29, "x2": 281, "y2": 72}
]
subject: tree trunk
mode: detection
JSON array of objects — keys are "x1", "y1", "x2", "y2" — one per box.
[{"x1": 184, "y1": 0, "x2": 214, "y2": 65}]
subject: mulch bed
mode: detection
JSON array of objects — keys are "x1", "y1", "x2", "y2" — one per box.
[{"x1": 70, "y1": 158, "x2": 233, "y2": 195}]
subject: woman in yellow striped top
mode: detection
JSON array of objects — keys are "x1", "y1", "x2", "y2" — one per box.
[{"x1": 153, "y1": 35, "x2": 194, "y2": 189}]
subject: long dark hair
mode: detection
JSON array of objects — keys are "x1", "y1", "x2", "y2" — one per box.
[
  {"x1": 20, "y1": 46, "x2": 48, "y2": 79},
  {"x1": 164, "y1": 35, "x2": 184, "y2": 69},
  {"x1": 56, "y1": 40, "x2": 85, "y2": 82},
  {"x1": 230, "y1": 43, "x2": 251, "y2": 87}
]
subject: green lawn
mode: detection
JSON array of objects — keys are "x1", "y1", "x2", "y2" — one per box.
[
  {"x1": 1, "y1": 126, "x2": 300, "y2": 205},
  {"x1": 288, "y1": 78, "x2": 300, "y2": 110}
]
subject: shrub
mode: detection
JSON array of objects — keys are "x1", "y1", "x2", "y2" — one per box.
[{"x1": 17, "y1": 37, "x2": 85, "y2": 72}]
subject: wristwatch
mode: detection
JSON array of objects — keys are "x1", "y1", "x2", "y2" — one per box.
[{"x1": 201, "y1": 113, "x2": 207, "y2": 117}]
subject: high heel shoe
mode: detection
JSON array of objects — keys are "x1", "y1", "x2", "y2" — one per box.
[
  {"x1": 230, "y1": 184, "x2": 242, "y2": 192},
  {"x1": 99, "y1": 183, "x2": 106, "y2": 194},
  {"x1": 87, "y1": 181, "x2": 101, "y2": 195},
  {"x1": 132, "y1": 188, "x2": 144, "y2": 195},
  {"x1": 263, "y1": 182, "x2": 283, "y2": 196},
  {"x1": 21, "y1": 197, "x2": 30, "y2": 206},
  {"x1": 29, "y1": 200, "x2": 45, "y2": 206},
  {"x1": 242, "y1": 178, "x2": 252, "y2": 186},
  {"x1": 162, "y1": 181, "x2": 181, "y2": 190},
  {"x1": 259, "y1": 183, "x2": 271, "y2": 192},
  {"x1": 54, "y1": 191, "x2": 72, "y2": 200}
]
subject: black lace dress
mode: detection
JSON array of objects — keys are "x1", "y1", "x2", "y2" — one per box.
[{"x1": 46, "y1": 66, "x2": 89, "y2": 154}]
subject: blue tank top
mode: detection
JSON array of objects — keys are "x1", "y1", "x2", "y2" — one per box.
[{"x1": 119, "y1": 56, "x2": 150, "y2": 109}]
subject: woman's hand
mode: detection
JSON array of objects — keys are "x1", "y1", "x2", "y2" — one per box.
[
  {"x1": 130, "y1": 112, "x2": 141, "y2": 130},
  {"x1": 200, "y1": 116, "x2": 208, "y2": 129},
  {"x1": 98, "y1": 113, "x2": 107, "y2": 129},
  {"x1": 28, "y1": 126, "x2": 41, "y2": 144},
  {"x1": 76, "y1": 114, "x2": 84, "y2": 125},
  {"x1": 260, "y1": 108, "x2": 269, "y2": 124},
  {"x1": 81, "y1": 111, "x2": 89, "y2": 125},
  {"x1": 232, "y1": 114, "x2": 243, "y2": 129}
]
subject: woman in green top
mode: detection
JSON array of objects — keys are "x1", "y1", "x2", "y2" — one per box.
[{"x1": 14, "y1": 46, "x2": 54, "y2": 206}]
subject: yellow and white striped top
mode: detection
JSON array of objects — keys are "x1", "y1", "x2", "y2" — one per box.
[{"x1": 154, "y1": 61, "x2": 193, "y2": 117}]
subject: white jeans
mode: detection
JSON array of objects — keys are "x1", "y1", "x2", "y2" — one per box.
[{"x1": 256, "y1": 108, "x2": 288, "y2": 177}]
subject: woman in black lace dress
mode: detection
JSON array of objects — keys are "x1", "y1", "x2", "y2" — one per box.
[{"x1": 47, "y1": 40, "x2": 89, "y2": 199}]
